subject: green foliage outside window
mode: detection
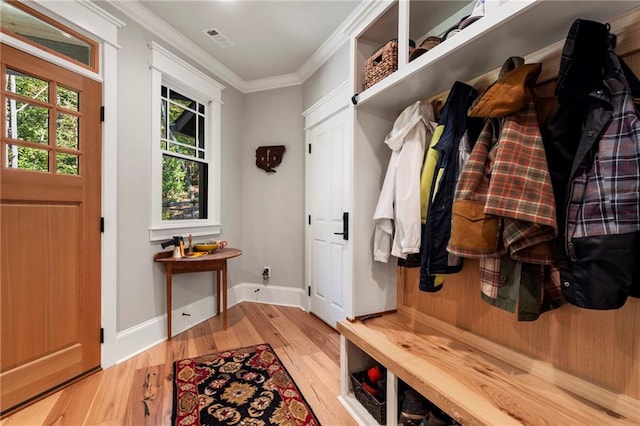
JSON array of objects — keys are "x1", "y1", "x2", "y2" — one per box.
[
  {"x1": 5, "y1": 70, "x2": 80, "y2": 175},
  {"x1": 161, "y1": 86, "x2": 206, "y2": 220}
]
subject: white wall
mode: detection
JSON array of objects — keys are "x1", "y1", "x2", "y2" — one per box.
[
  {"x1": 241, "y1": 86, "x2": 305, "y2": 290},
  {"x1": 115, "y1": 20, "x2": 157, "y2": 332},
  {"x1": 95, "y1": 3, "x2": 338, "y2": 352},
  {"x1": 112, "y1": 14, "x2": 245, "y2": 332},
  {"x1": 302, "y1": 41, "x2": 350, "y2": 111}
]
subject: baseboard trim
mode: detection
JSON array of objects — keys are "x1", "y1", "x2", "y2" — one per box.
[
  {"x1": 115, "y1": 284, "x2": 305, "y2": 363},
  {"x1": 230, "y1": 282, "x2": 306, "y2": 308},
  {"x1": 115, "y1": 295, "x2": 215, "y2": 363},
  {"x1": 115, "y1": 314, "x2": 167, "y2": 365}
]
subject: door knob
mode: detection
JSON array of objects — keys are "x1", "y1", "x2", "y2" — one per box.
[{"x1": 334, "y1": 212, "x2": 349, "y2": 241}]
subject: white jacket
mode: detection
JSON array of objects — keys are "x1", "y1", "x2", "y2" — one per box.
[{"x1": 373, "y1": 101, "x2": 436, "y2": 263}]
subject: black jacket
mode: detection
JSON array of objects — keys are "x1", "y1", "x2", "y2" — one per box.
[
  {"x1": 545, "y1": 19, "x2": 640, "y2": 309},
  {"x1": 419, "y1": 81, "x2": 483, "y2": 292}
]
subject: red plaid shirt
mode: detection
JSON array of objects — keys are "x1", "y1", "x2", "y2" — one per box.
[
  {"x1": 452, "y1": 101, "x2": 557, "y2": 262},
  {"x1": 450, "y1": 99, "x2": 562, "y2": 315}
]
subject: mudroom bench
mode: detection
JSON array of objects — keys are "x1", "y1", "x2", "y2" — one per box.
[
  {"x1": 337, "y1": 4, "x2": 640, "y2": 424},
  {"x1": 338, "y1": 307, "x2": 640, "y2": 426}
]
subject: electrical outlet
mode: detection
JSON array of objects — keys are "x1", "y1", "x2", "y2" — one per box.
[{"x1": 262, "y1": 266, "x2": 271, "y2": 279}]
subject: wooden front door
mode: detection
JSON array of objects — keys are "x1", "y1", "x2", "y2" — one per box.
[{"x1": 0, "y1": 44, "x2": 102, "y2": 414}]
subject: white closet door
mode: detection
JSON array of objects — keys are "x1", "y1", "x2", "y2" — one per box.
[{"x1": 307, "y1": 107, "x2": 350, "y2": 328}]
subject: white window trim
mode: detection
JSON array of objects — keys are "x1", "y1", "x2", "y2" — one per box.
[{"x1": 148, "y1": 42, "x2": 224, "y2": 242}]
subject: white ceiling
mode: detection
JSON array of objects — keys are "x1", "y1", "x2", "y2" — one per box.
[{"x1": 136, "y1": 0, "x2": 362, "y2": 83}]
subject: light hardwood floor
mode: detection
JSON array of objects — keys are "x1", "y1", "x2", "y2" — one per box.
[{"x1": 1, "y1": 302, "x2": 356, "y2": 426}]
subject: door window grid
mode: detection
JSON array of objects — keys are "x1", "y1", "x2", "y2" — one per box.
[{"x1": 3, "y1": 67, "x2": 81, "y2": 175}]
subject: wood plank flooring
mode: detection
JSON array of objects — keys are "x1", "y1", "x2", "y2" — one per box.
[{"x1": 1, "y1": 302, "x2": 356, "y2": 426}]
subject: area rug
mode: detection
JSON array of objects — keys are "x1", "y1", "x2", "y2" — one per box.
[{"x1": 172, "y1": 343, "x2": 320, "y2": 426}]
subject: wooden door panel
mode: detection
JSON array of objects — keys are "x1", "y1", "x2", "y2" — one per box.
[
  {"x1": 1, "y1": 203, "x2": 80, "y2": 370},
  {"x1": 0, "y1": 345, "x2": 83, "y2": 411},
  {"x1": 0, "y1": 171, "x2": 83, "y2": 201},
  {"x1": 0, "y1": 43, "x2": 101, "y2": 414}
]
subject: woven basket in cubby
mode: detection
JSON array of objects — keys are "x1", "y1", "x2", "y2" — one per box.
[{"x1": 364, "y1": 39, "x2": 415, "y2": 89}]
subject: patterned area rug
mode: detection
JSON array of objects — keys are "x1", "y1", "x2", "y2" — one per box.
[{"x1": 172, "y1": 343, "x2": 320, "y2": 426}]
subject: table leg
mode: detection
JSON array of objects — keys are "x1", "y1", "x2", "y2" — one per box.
[
  {"x1": 222, "y1": 260, "x2": 228, "y2": 330},
  {"x1": 166, "y1": 264, "x2": 173, "y2": 340},
  {"x1": 216, "y1": 269, "x2": 221, "y2": 316}
]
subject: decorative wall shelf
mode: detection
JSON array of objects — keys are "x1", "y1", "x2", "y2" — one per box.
[{"x1": 354, "y1": 0, "x2": 640, "y2": 113}]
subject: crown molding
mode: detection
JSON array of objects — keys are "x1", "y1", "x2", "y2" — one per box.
[
  {"x1": 243, "y1": 73, "x2": 301, "y2": 94},
  {"x1": 106, "y1": 0, "x2": 377, "y2": 94},
  {"x1": 108, "y1": 0, "x2": 247, "y2": 92},
  {"x1": 342, "y1": 0, "x2": 394, "y2": 38},
  {"x1": 296, "y1": 1, "x2": 372, "y2": 83},
  {"x1": 76, "y1": 0, "x2": 126, "y2": 30}
]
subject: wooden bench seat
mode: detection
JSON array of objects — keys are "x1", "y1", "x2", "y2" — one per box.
[{"x1": 338, "y1": 311, "x2": 640, "y2": 426}]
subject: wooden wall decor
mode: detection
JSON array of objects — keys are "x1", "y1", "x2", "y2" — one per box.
[{"x1": 255, "y1": 145, "x2": 285, "y2": 173}]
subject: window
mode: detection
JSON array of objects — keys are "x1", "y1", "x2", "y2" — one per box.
[
  {"x1": 149, "y1": 42, "x2": 224, "y2": 241},
  {"x1": 161, "y1": 86, "x2": 207, "y2": 220},
  {"x1": 0, "y1": 0, "x2": 98, "y2": 72},
  {"x1": 4, "y1": 67, "x2": 81, "y2": 175}
]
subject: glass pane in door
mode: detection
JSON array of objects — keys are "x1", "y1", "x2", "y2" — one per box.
[
  {"x1": 6, "y1": 144, "x2": 49, "y2": 171},
  {"x1": 56, "y1": 112, "x2": 79, "y2": 150},
  {"x1": 57, "y1": 86, "x2": 79, "y2": 111},
  {"x1": 5, "y1": 99, "x2": 49, "y2": 144},
  {"x1": 56, "y1": 153, "x2": 79, "y2": 175},
  {"x1": 5, "y1": 69, "x2": 49, "y2": 102}
]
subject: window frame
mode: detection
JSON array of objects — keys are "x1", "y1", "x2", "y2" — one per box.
[
  {"x1": 148, "y1": 42, "x2": 224, "y2": 242},
  {"x1": 0, "y1": 0, "x2": 99, "y2": 73}
]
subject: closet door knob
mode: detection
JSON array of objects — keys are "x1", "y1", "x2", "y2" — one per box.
[{"x1": 334, "y1": 212, "x2": 349, "y2": 241}]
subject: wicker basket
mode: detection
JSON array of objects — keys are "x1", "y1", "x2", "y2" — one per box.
[
  {"x1": 364, "y1": 40, "x2": 415, "y2": 90},
  {"x1": 350, "y1": 370, "x2": 386, "y2": 424}
]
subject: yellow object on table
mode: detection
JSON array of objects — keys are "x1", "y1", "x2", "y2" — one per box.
[
  {"x1": 194, "y1": 240, "x2": 227, "y2": 253},
  {"x1": 194, "y1": 243, "x2": 218, "y2": 252},
  {"x1": 185, "y1": 251, "x2": 208, "y2": 257}
]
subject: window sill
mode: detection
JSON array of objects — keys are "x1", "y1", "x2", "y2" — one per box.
[{"x1": 149, "y1": 222, "x2": 221, "y2": 242}]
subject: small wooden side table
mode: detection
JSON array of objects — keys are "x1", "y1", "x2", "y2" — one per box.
[{"x1": 154, "y1": 247, "x2": 242, "y2": 339}]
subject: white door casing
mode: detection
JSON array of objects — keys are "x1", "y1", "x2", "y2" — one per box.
[{"x1": 304, "y1": 82, "x2": 352, "y2": 328}]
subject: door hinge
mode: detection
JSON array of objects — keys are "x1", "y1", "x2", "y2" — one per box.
[
  {"x1": 100, "y1": 217, "x2": 104, "y2": 233},
  {"x1": 308, "y1": 286, "x2": 311, "y2": 297},
  {"x1": 100, "y1": 327, "x2": 104, "y2": 344},
  {"x1": 308, "y1": 215, "x2": 311, "y2": 225},
  {"x1": 308, "y1": 144, "x2": 311, "y2": 154},
  {"x1": 100, "y1": 106, "x2": 105, "y2": 122}
]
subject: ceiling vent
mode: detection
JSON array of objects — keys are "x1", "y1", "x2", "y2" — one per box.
[{"x1": 203, "y1": 27, "x2": 234, "y2": 48}]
